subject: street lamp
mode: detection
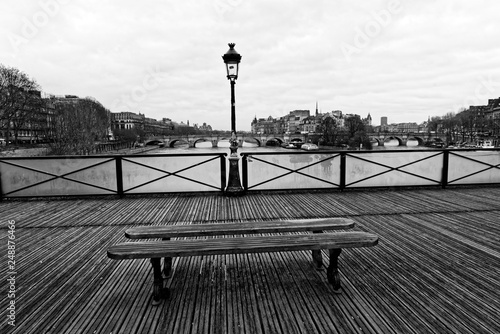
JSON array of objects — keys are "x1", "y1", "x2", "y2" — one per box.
[{"x1": 222, "y1": 43, "x2": 244, "y2": 196}]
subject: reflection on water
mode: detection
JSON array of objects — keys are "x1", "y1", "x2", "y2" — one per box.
[
  {"x1": 153, "y1": 143, "x2": 281, "y2": 154},
  {"x1": 407, "y1": 139, "x2": 419, "y2": 147},
  {"x1": 151, "y1": 139, "x2": 430, "y2": 154},
  {"x1": 154, "y1": 139, "x2": 265, "y2": 154}
]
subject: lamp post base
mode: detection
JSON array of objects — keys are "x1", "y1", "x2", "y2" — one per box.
[
  {"x1": 225, "y1": 155, "x2": 245, "y2": 196},
  {"x1": 225, "y1": 139, "x2": 245, "y2": 196},
  {"x1": 225, "y1": 187, "x2": 245, "y2": 196}
]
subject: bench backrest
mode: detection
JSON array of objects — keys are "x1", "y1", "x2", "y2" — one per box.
[{"x1": 125, "y1": 218, "x2": 355, "y2": 239}]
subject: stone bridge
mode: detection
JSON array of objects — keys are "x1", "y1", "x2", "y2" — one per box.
[
  {"x1": 145, "y1": 132, "x2": 448, "y2": 147},
  {"x1": 144, "y1": 134, "x2": 310, "y2": 148},
  {"x1": 369, "y1": 132, "x2": 447, "y2": 146}
]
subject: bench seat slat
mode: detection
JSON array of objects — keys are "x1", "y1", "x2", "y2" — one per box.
[
  {"x1": 125, "y1": 218, "x2": 355, "y2": 239},
  {"x1": 108, "y1": 232, "x2": 378, "y2": 260}
]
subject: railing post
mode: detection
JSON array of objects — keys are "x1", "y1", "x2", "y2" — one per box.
[
  {"x1": 115, "y1": 157, "x2": 124, "y2": 198},
  {"x1": 340, "y1": 152, "x2": 346, "y2": 191},
  {"x1": 220, "y1": 154, "x2": 227, "y2": 192},
  {"x1": 442, "y1": 149, "x2": 449, "y2": 189},
  {"x1": 241, "y1": 153, "x2": 248, "y2": 191},
  {"x1": 0, "y1": 162, "x2": 3, "y2": 202}
]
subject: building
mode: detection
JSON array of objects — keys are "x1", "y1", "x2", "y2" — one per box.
[
  {"x1": 395, "y1": 122, "x2": 420, "y2": 133},
  {"x1": 251, "y1": 116, "x2": 277, "y2": 135},
  {"x1": 251, "y1": 109, "x2": 345, "y2": 135},
  {"x1": 482, "y1": 97, "x2": 500, "y2": 138},
  {"x1": 193, "y1": 122, "x2": 212, "y2": 132},
  {"x1": 250, "y1": 109, "x2": 371, "y2": 136},
  {"x1": 285, "y1": 110, "x2": 310, "y2": 134},
  {"x1": 0, "y1": 91, "x2": 55, "y2": 143},
  {"x1": 301, "y1": 116, "x2": 318, "y2": 133},
  {"x1": 111, "y1": 111, "x2": 145, "y2": 130},
  {"x1": 144, "y1": 117, "x2": 168, "y2": 136},
  {"x1": 365, "y1": 113, "x2": 372, "y2": 126}
]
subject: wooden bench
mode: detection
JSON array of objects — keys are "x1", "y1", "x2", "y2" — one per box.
[
  {"x1": 124, "y1": 218, "x2": 356, "y2": 277},
  {"x1": 107, "y1": 218, "x2": 378, "y2": 305}
]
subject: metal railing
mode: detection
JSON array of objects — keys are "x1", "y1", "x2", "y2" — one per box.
[
  {"x1": 1, "y1": 148, "x2": 499, "y2": 199},
  {"x1": 240, "y1": 148, "x2": 500, "y2": 191},
  {"x1": 0, "y1": 153, "x2": 227, "y2": 199}
]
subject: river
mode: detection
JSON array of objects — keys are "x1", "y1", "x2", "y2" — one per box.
[{"x1": 149, "y1": 138, "x2": 429, "y2": 154}]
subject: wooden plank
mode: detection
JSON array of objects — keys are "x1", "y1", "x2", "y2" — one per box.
[
  {"x1": 237, "y1": 252, "x2": 264, "y2": 333},
  {"x1": 226, "y1": 253, "x2": 245, "y2": 334},
  {"x1": 108, "y1": 232, "x2": 379, "y2": 259},
  {"x1": 253, "y1": 251, "x2": 304, "y2": 333},
  {"x1": 10, "y1": 227, "x2": 117, "y2": 332},
  {"x1": 285, "y1": 249, "x2": 383, "y2": 333},
  {"x1": 210, "y1": 252, "x2": 228, "y2": 334},
  {"x1": 267, "y1": 250, "x2": 323, "y2": 333},
  {"x1": 246, "y1": 252, "x2": 282, "y2": 333},
  {"x1": 348, "y1": 214, "x2": 499, "y2": 333},
  {"x1": 2, "y1": 187, "x2": 500, "y2": 334},
  {"x1": 125, "y1": 218, "x2": 355, "y2": 239},
  {"x1": 190, "y1": 255, "x2": 213, "y2": 334},
  {"x1": 161, "y1": 256, "x2": 202, "y2": 334}
]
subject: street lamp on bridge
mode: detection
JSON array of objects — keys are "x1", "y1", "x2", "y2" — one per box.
[{"x1": 222, "y1": 43, "x2": 244, "y2": 196}]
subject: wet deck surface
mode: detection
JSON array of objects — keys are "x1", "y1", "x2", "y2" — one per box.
[{"x1": 1, "y1": 186, "x2": 500, "y2": 333}]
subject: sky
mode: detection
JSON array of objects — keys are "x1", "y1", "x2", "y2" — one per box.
[{"x1": 2, "y1": 0, "x2": 500, "y2": 131}]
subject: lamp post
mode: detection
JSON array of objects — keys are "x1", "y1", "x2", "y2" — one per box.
[{"x1": 222, "y1": 43, "x2": 244, "y2": 196}]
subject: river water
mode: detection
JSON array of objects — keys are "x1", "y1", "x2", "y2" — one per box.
[{"x1": 150, "y1": 138, "x2": 428, "y2": 154}]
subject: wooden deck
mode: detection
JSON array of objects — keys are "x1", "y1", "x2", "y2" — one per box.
[{"x1": 1, "y1": 186, "x2": 499, "y2": 334}]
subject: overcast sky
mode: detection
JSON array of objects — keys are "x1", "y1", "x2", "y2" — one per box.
[{"x1": 2, "y1": 0, "x2": 500, "y2": 131}]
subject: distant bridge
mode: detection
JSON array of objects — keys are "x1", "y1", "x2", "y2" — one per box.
[
  {"x1": 145, "y1": 132, "x2": 448, "y2": 148},
  {"x1": 145, "y1": 134, "x2": 316, "y2": 148},
  {"x1": 368, "y1": 132, "x2": 447, "y2": 146}
]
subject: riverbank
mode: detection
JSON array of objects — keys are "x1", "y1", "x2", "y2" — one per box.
[
  {"x1": 0, "y1": 146, "x2": 160, "y2": 157},
  {"x1": 0, "y1": 147, "x2": 48, "y2": 157}
]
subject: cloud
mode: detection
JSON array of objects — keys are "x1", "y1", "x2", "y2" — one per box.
[{"x1": 1, "y1": 0, "x2": 500, "y2": 130}]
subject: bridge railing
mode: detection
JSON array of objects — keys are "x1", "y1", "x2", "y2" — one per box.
[
  {"x1": 0, "y1": 153, "x2": 227, "y2": 199},
  {"x1": 1, "y1": 149, "x2": 499, "y2": 199},
  {"x1": 240, "y1": 148, "x2": 500, "y2": 191}
]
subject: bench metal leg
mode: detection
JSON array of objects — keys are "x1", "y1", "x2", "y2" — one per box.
[
  {"x1": 163, "y1": 257, "x2": 172, "y2": 278},
  {"x1": 327, "y1": 249, "x2": 342, "y2": 293},
  {"x1": 312, "y1": 250, "x2": 323, "y2": 270},
  {"x1": 151, "y1": 258, "x2": 169, "y2": 305},
  {"x1": 161, "y1": 238, "x2": 172, "y2": 278},
  {"x1": 312, "y1": 231, "x2": 323, "y2": 269}
]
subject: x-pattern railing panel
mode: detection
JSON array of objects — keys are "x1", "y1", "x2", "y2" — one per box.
[
  {"x1": 0, "y1": 157, "x2": 117, "y2": 197},
  {"x1": 345, "y1": 151, "x2": 443, "y2": 188},
  {"x1": 447, "y1": 150, "x2": 500, "y2": 185},
  {"x1": 245, "y1": 153, "x2": 341, "y2": 190},
  {"x1": 122, "y1": 155, "x2": 223, "y2": 193}
]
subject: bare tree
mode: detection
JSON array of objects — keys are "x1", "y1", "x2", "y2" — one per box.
[
  {"x1": 47, "y1": 97, "x2": 110, "y2": 155},
  {"x1": 441, "y1": 112, "x2": 458, "y2": 143},
  {"x1": 0, "y1": 64, "x2": 42, "y2": 145},
  {"x1": 427, "y1": 116, "x2": 441, "y2": 134}
]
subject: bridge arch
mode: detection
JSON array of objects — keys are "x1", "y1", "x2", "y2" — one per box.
[
  {"x1": 408, "y1": 136, "x2": 425, "y2": 146},
  {"x1": 145, "y1": 140, "x2": 164, "y2": 146},
  {"x1": 264, "y1": 137, "x2": 284, "y2": 146},
  {"x1": 384, "y1": 136, "x2": 404, "y2": 146},
  {"x1": 290, "y1": 136, "x2": 304, "y2": 142},
  {"x1": 192, "y1": 138, "x2": 212, "y2": 147},
  {"x1": 168, "y1": 139, "x2": 189, "y2": 148},
  {"x1": 370, "y1": 137, "x2": 384, "y2": 146},
  {"x1": 244, "y1": 137, "x2": 262, "y2": 147}
]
